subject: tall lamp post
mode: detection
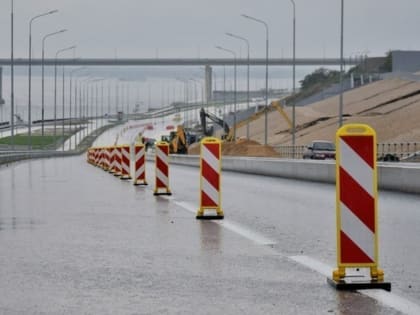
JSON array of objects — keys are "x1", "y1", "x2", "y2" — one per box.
[
  {"x1": 339, "y1": 0, "x2": 344, "y2": 127},
  {"x1": 10, "y1": 0, "x2": 14, "y2": 149},
  {"x1": 80, "y1": 76, "x2": 92, "y2": 140},
  {"x1": 288, "y1": 0, "x2": 297, "y2": 155},
  {"x1": 216, "y1": 45, "x2": 237, "y2": 141},
  {"x1": 241, "y1": 14, "x2": 269, "y2": 145},
  {"x1": 41, "y1": 29, "x2": 67, "y2": 138},
  {"x1": 54, "y1": 45, "x2": 75, "y2": 138},
  {"x1": 28, "y1": 9, "x2": 58, "y2": 150},
  {"x1": 176, "y1": 78, "x2": 188, "y2": 124},
  {"x1": 69, "y1": 67, "x2": 85, "y2": 150},
  {"x1": 60, "y1": 47, "x2": 77, "y2": 151},
  {"x1": 225, "y1": 32, "x2": 250, "y2": 139}
]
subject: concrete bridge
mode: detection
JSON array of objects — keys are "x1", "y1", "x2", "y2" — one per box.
[{"x1": 0, "y1": 57, "x2": 359, "y2": 67}]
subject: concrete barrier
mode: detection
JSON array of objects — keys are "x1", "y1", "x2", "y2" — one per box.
[{"x1": 161, "y1": 154, "x2": 420, "y2": 194}]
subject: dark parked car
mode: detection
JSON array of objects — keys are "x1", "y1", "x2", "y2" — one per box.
[{"x1": 302, "y1": 140, "x2": 336, "y2": 160}]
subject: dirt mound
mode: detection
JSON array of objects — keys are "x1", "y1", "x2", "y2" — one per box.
[
  {"x1": 187, "y1": 139, "x2": 280, "y2": 158},
  {"x1": 188, "y1": 142, "x2": 201, "y2": 155}
]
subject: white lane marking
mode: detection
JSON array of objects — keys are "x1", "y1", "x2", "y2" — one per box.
[
  {"x1": 289, "y1": 255, "x2": 420, "y2": 315},
  {"x1": 289, "y1": 255, "x2": 331, "y2": 277},
  {"x1": 362, "y1": 290, "x2": 420, "y2": 315},
  {"x1": 159, "y1": 196, "x2": 420, "y2": 314},
  {"x1": 174, "y1": 201, "x2": 276, "y2": 246}
]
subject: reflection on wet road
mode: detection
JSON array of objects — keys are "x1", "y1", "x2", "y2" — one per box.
[{"x1": 0, "y1": 155, "x2": 419, "y2": 314}]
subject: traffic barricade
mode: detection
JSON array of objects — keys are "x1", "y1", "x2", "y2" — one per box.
[
  {"x1": 153, "y1": 141, "x2": 172, "y2": 195},
  {"x1": 120, "y1": 145, "x2": 131, "y2": 180},
  {"x1": 87, "y1": 148, "x2": 94, "y2": 164},
  {"x1": 133, "y1": 144, "x2": 147, "y2": 186},
  {"x1": 113, "y1": 146, "x2": 122, "y2": 177},
  {"x1": 328, "y1": 124, "x2": 390, "y2": 291},
  {"x1": 196, "y1": 137, "x2": 224, "y2": 220},
  {"x1": 104, "y1": 147, "x2": 112, "y2": 171},
  {"x1": 109, "y1": 146, "x2": 116, "y2": 174},
  {"x1": 94, "y1": 148, "x2": 100, "y2": 166}
]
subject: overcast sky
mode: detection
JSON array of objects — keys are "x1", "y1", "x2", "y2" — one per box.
[{"x1": 0, "y1": 0, "x2": 419, "y2": 59}]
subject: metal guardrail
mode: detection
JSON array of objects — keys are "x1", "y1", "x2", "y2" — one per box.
[
  {"x1": 377, "y1": 142, "x2": 420, "y2": 161},
  {"x1": 0, "y1": 122, "x2": 122, "y2": 166},
  {"x1": 0, "y1": 150, "x2": 75, "y2": 165},
  {"x1": 273, "y1": 142, "x2": 420, "y2": 162}
]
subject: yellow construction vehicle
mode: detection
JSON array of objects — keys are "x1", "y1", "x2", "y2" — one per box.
[
  {"x1": 225, "y1": 99, "x2": 292, "y2": 141},
  {"x1": 167, "y1": 125, "x2": 188, "y2": 154},
  {"x1": 200, "y1": 108, "x2": 230, "y2": 139}
]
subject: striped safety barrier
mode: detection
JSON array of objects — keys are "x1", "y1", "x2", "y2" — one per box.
[
  {"x1": 104, "y1": 147, "x2": 112, "y2": 171},
  {"x1": 120, "y1": 145, "x2": 131, "y2": 180},
  {"x1": 196, "y1": 137, "x2": 224, "y2": 220},
  {"x1": 329, "y1": 124, "x2": 390, "y2": 291},
  {"x1": 87, "y1": 148, "x2": 93, "y2": 164},
  {"x1": 113, "y1": 146, "x2": 122, "y2": 177},
  {"x1": 99, "y1": 147, "x2": 105, "y2": 169},
  {"x1": 153, "y1": 141, "x2": 172, "y2": 195},
  {"x1": 109, "y1": 146, "x2": 116, "y2": 174},
  {"x1": 134, "y1": 144, "x2": 148, "y2": 186},
  {"x1": 94, "y1": 148, "x2": 100, "y2": 166}
]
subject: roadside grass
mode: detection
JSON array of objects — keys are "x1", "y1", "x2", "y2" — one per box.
[{"x1": 0, "y1": 134, "x2": 68, "y2": 149}]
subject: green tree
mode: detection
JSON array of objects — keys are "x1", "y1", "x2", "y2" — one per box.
[
  {"x1": 379, "y1": 51, "x2": 392, "y2": 72},
  {"x1": 299, "y1": 68, "x2": 340, "y2": 91}
]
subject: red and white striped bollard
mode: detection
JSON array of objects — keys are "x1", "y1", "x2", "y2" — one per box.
[
  {"x1": 153, "y1": 141, "x2": 171, "y2": 195},
  {"x1": 196, "y1": 137, "x2": 224, "y2": 220}
]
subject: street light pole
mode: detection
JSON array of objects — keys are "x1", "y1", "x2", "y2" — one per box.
[
  {"x1": 241, "y1": 14, "x2": 269, "y2": 145},
  {"x1": 288, "y1": 0, "x2": 297, "y2": 156},
  {"x1": 10, "y1": 0, "x2": 14, "y2": 149},
  {"x1": 69, "y1": 67, "x2": 85, "y2": 150},
  {"x1": 41, "y1": 29, "x2": 67, "y2": 139},
  {"x1": 80, "y1": 76, "x2": 92, "y2": 140},
  {"x1": 226, "y1": 32, "x2": 250, "y2": 139},
  {"x1": 216, "y1": 46, "x2": 237, "y2": 141},
  {"x1": 28, "y1": 9, "x2": 58, "y2": 150},
  {"x1": 54, "y1": 45, "x2": 75, "y2": 138},
  {"x1": 339, "y1": 0, "x2": 344, "y2": 127}
]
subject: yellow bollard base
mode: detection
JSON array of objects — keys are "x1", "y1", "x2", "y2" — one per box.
[
  {"x1": 134, "y1": 181, "x2": 148, "y2": 186},
  {"x1": 328, "y1": 268, "x2": 391, "y2": 291},
  {"x1": 196, "y1": 215, "x2": 224, "y2": 220},
  {"x1": 153, "y1": 189, "x2": 172, "y2": 196},
  {"x1": 120, "y1": 176, "x2": 132, "y2": 180},
  {"x1": 196, "y1": 209, "x2": 224, "y2": 220}
]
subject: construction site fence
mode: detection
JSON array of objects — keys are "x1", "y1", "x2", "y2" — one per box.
[{"x1": 273, "y1": 142, "x2": 420, "y2": 162}]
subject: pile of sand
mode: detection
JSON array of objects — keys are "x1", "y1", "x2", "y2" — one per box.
[
  {"x1": 234, "y1": 78, "x2": 420, "y2": 145},
  {"x1": 187, "y1": 139, "x2": 280, "y2": 158}
]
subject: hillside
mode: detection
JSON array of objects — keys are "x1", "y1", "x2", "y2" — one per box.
[{"x1": 234, "y1": 78, "x2": 420, "y2": 145}]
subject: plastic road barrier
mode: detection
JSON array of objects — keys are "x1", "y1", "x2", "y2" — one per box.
[
  {"x1": 104, "y1": 147, "x2": 112, "y2": 171},
  {"x1": 109, "y1": 146, "x2": 116, "y2": 174},
  {"x1": 153, "y1": 141, "x2": 172, "y2": 195},
  {"x1": 196, "y1": 137, "x2": 224, "y2": 220},
  {"x1": 120, "y1": 145, "x2": 131, "y2": 180},
  {"x1": 134, "y1": 144, "x2": 148, "y2": 186},
  {"x1": 113, "y1": 146, "x2": 122, "y2": 177},
  {"x1": 328, "y1": 124, "x2": 390, "y2": 291}
]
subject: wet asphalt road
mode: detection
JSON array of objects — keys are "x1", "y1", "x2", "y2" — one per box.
[{"x1": 0, "y1": 153, "x2": 419, "y2": 314}]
